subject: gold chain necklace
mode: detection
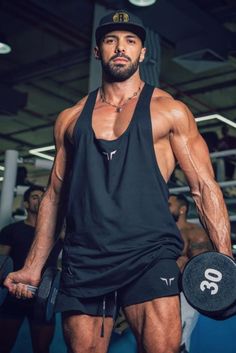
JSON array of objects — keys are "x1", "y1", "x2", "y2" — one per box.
[{"x1": 100, "y1": 85, "x2": 141, "y2": 113}]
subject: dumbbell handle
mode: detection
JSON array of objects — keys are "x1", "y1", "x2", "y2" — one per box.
[
  {"x1": 9, "y1": 282, "x2": 38, "y2": 295},
  {"x1": 26, "y1": 285, "x2": 38, "y2": 294}
]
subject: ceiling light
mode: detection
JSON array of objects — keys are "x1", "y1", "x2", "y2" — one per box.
[
  {"x1": 0, "y1": 36, "x2": 11, "y2": 54},
  {"x1": 29, "y1": 145, "x2": 55, "y2": 161},
  {"x1": 128, "y1": 0, "x2": 156, "y2": 6}
]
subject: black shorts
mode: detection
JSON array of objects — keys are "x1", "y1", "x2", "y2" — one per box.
[
  {"x1": 55, "y1": 258, "x2": 181, "y2": 318},
  {"x1": 0, "y1": 295, "x2": 55, "y2": 324}
]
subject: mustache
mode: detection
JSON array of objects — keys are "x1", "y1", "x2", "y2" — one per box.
[{"x1": 109, "y1": 53, "x2": 131, "y2": 62}]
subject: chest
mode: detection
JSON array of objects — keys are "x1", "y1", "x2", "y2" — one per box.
[{"x1": 92, "y1": 101, "x2": 137, "y2": 141}]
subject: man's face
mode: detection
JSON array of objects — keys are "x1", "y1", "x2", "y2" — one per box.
[
  {"x1": 95, "y1": 30, "x2": 146, "y2": 82},
  {"x1": 168, "y1": 195, "x2": 181, "y2": 222},
  {"x1": 25, "y1": 190, "x2": 44, "y2": 215}
]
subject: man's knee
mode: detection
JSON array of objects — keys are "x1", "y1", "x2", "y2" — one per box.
[
  {"x1": 64, "y1": 336, "x2": 99, "y2": 353},
  {"x1": 141, "y1": 336, "x2": 180, "y2": 353},
  {"x1": 63, "y1": 323, "x2": 110, "y2": 353}
]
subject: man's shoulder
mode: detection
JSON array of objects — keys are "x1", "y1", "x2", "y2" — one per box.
[
  {"x1": 152, "y1": 87, "x2": 173, "y2": 99},
  {"x1": 151, "y1": 89, "x2": 187, "y2": 113},
  {"x1": 57, "y1": 95, "x2": 89, "y2": 122},
  {"x1": 0, "y1": 220, "x2": 24, "y2": 235},
  {"x1": 150, "y1": 91, "x2": 191, "y2": 129},
  {"x1": 54, "y1": 95, "x2": 89, "y2": 137}
]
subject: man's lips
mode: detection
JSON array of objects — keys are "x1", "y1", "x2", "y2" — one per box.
[
  {"x1": 113, "y1": 57, "x2": 128, "y2": 63},
  {"x1": 110, "y1": 54, "x2": 130, "y2": 63}
]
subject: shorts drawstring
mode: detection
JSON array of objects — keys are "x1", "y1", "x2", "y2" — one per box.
[
  {"x1": 113, "y1": 291, "x2": 117, "y2": 321},
  {"x1": 100, "y1": 291, "x2": 118, "y2": 338},
  {"x1": 101, "y1": 296, "x2": 106, "y2": 337}
]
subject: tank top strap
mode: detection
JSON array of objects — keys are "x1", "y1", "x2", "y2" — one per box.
[
  {"x1": 134, "y1": 83, "x2": 155, "y2": 123},
  {"x1": 72, "y1": 88, "x2": 99, "y2": 143},
  {"x1": 78, "y1": 88, "x2": 99, "y2": 126}
]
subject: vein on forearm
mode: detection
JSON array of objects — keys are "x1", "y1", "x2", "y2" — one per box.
[
  {"x1": 24, "y1": 187, "x2": 66, "y2": 270},
  {"x1": 182, "y1": 141, "x2": 230, "y2": 251},
  {"x1": 191, "y1": 181, "x2": 230, "y2": 251}
]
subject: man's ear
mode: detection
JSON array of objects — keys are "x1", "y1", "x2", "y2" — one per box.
[
  {"x1": 94, "y1": 46, "x2": 101, "y2": 60},
  {"x1": 180, "y1": 205, "x2": 187, "y2": 215},
  {"x1": 139, "y1": 47, "x2": 146, "y2": 63}
]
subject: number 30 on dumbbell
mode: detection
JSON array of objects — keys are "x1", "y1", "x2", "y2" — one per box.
[
  {"x1": 0, "y1": 255, "x2": 61, "y2": 322},
  {"x1": 182, "y1": 251, "x2": 236, "y2": 319}
]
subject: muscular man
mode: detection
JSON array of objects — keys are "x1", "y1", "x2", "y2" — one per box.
[
  {"x1": 4, "y1": 10, "x2": 232, "y2": 353},
  {"x1": 168, "y1": 193, "x2": 214, "y2": 353},
  {"x1": 0, "y1": 185, "x2": 56, "y2": 353}
]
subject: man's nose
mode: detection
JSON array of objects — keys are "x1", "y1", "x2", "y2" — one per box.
[{"x1": 115, "y1": 40, "x2": 125, "y2": 53}]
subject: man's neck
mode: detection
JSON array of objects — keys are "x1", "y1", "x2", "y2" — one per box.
[
  {"x1": 101, "y1": 74, "x2": 143, "y2": 104},
  {"x1": 176, "y1": 217, "x2": 189, "y2": 231},
  {"x1": 24, "y1": 214, "x2": 37, "y2": 227}
]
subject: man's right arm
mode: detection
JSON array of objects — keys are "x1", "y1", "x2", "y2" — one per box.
[{"x1": 4, "y1": 108, "x2": 74, "y2": 295}]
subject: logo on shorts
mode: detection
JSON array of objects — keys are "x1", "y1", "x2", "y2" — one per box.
[{"x1": 160, "y1": 277, "x2": 175, "y2": 286}]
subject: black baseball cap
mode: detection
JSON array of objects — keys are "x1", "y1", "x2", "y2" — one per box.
[{"x1": 95, "y1": 10, "x2": 146, "y2": 45}]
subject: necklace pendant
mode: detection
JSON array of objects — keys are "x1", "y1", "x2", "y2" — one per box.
[{"x1": 116, "y1": 107, "x2": 122, "y2": 113}]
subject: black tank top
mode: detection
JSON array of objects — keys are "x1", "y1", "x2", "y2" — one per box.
[{"x1": 62, "y1": 83, "x2": 183, "y2": 297}]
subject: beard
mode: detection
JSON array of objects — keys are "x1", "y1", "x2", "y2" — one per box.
[
  {"x1": 171, "y1": 212, "x2": 180, "y2": 223},
  {"x1": 101, "y1": 53, "x2": 140, "y2": 82}
]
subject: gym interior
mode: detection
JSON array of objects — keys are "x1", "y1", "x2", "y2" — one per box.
[{"x1": 0, "y1": 1, "x2": 235, "y2": 353}]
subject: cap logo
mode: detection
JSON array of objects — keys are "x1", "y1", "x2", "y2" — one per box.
[{"x1": 112, "y1": 12, "x2": 129, "y2": 23}]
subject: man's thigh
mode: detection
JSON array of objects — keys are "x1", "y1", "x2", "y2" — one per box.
[
  {"x1": 119, "y1": 258, "x2": 182, "y2": 353},
  {"x1": 62, "y1": 313, "x2": 114, "y2": 353},
  {"x1": 56, "y1": 292, "x2": 118, "y2": 353},
  {"x1": 123, "y1": 296, "x2": 181, "y2": 353}
]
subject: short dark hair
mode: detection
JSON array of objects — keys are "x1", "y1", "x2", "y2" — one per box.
[
  {"x1": 169, "y1": 193, "x2": 189, "y2": 214},
  {"x1": 23, "y1": 185, "x2": 45, "y2": 202}
]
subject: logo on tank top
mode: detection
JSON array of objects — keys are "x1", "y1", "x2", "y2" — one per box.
[
  {"x1": 102, "y1": 150, "x2": 117, "y2": 160},
  {"x1": 160, "y1": 277, "x2": 175, "y2": 286}
]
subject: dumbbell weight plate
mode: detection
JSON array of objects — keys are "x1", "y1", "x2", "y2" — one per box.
[
  {"x1": 34, "y1": 267, "x2": 61, "y2": 322},
  {"x1": 182, "y1": 251, "x2": 236, "y2": 319},
  {"x1": 0, "y1": 255, "x2": 13, "y2": 305}
]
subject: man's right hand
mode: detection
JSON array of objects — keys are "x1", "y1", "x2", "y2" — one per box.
[{"x1": 4, "y1": 268, "x2": 41, "y2": 299}]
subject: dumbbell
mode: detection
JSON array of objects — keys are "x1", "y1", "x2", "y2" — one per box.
[
  {"x1": 182, "y1": 251, "x2": 236, "y2": 320},
  {"x1": 0, "y1": 255, "x2": 61, "y2": 322},
  {"x1": 0, "y1": 255, "x2": 13, "y2": 306}
]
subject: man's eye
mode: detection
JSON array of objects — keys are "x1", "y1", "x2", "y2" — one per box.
[{"x1": 104, "y1": 38, "x2": 115, "y2": 44}]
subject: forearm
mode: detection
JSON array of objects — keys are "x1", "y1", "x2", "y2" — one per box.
[
  {"x1": 192, "y1": 180, "x2": 232, "y2": 256},
  {"x1": 24, "y1": 192, "x2": 65, "y2": 272}
]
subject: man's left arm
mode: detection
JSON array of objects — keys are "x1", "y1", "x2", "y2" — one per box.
[{"x1": 169, "y1": 101, "x2": 232, "y2": 257}]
